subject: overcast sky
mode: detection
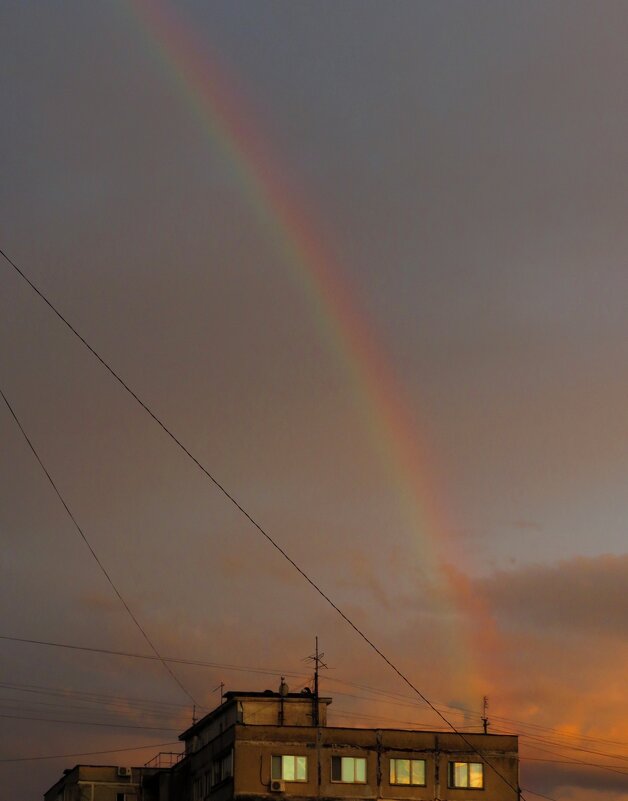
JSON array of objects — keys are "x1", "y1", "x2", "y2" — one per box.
[{"x1": 2, "y1": 3, "x2": 628, "y2": 800}]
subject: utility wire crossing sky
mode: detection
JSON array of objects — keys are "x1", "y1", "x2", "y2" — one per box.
[{"x1": 2, "y1": 3, "x2": 628, "y2": 801}]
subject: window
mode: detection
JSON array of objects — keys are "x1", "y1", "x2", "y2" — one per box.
[
  {"x1": 116, "y1": 795, "x2": 126, "y2": 801},
  {"x1": 272, "y1": 755, "x2": 308, "y2": 782},
  {"x1": 389, "y1": 758, "x2": 426, "y2": 786},
  {"x1": 211, "y1": 750, "x2": 233, "y2": 787},
  {"x1": 449, "y1": 762, "x2": 484, "y2": 789},
  {"x1": 331, "y1": 756, "x2": 367, "y2": 783}
]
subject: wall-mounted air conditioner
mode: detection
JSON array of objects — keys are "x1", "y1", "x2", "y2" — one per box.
[
  {"x1": 117, "y1": 767, "x2": 132, "y2": 777},
  {"x1": 270, "y1": 780, "x2": 285, "y2": 792}
]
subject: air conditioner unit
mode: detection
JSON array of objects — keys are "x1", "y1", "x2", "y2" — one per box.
[
  {"x1": 270, "y1": 780, "x2": 286, "y2": 793},
  {"x1": 117, "y1": 767, "x2": 132, "y2": 778}
]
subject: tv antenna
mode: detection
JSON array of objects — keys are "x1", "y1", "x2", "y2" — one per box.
[
  {"x1": 304, "y1": 636, "x2": 328, "y2": 726},
  {"x1": 482, "y1": 695, "x2": 489, "y2": 734}
]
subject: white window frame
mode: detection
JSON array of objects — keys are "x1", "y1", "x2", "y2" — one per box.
[
  {"x1": 331, "y1": 756, "x2": 367, "y2": 784},
  {"x1": 271, "y1": 755, "x2": 308, "y2": 782}
]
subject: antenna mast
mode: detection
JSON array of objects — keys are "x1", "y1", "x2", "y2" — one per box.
[
  {"x1": 212, "y1": 682, "x2": 225, "y2": 704},
  {"x1": 482, "y1": 696, "x2": 489, "y2": 734},
  {"x1": 305, "y1": 636, "x2": 327, "y2": 727}
]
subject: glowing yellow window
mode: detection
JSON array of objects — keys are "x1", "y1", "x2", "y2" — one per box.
[
  {"x1": 390, "y1": 758, "x2": 426, "y2": 786},
  {"x1": 449, "y1": 761, "x2": 484, "y2": 789}
]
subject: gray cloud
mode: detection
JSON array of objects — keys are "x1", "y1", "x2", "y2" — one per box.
[
  {"x1": 523, "y1": 761, "x2": 628, "y2": 798},
  {"x1": 510, "y1": 520, "x2": 543, "y2": 532},
  {"x1": 3, "y1": 2, "x2": 628, "y2": 799},
  {"x1": 480, "y1": 555, "x2": 628, "y2": 637}
]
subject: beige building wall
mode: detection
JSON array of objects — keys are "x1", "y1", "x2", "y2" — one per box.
[
  {"x1": 44, "y1": 693, "x2": 519, "y2": 801},
  {"x1": 230, "y1": 726, "x2": 518, "y2": 801}
]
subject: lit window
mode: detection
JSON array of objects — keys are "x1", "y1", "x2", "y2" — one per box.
[
  {"x1": 331, "y1": 756, "x2": 367, "y2": 783},
  {"x1": 389, "y1": 758, "x2": 426, "y2": 786},
  {"x1": 272, "y1": 755, "x2": 308, "y2": 782},
  {"x1": 449, "y1": 761, "x2": 484, "y2": 789}
]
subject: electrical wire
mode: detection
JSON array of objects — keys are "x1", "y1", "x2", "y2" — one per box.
[
  {"x1": 7, "y1": 663, "x2": 625, "y2": 783},
  {"x1": 500, "y1": 728, "x2": 628, "y2": 764},
  {"x1": 520, "y1": 789, "x2": 560, "y2": 801},
  {"x1": 0, "y1": 633, "x2": 308, "y2": 679},
  {"x1": 0, "y1": 697, "x2": 178, "y2": 722},
  {"x1": 0, "y1": 741, "x2": 180, "y2": 764},
  {"x1": 0, "y1": 246, "x2": 525, "y2": 800},
  {"x1": 328, "y1": 703, "x2": 628, "y2": 781},
  {"x1": 4, "y1": 698, "x2": 610, "y2": 787},
  {"x1": 11, "y1": 670, "x2": 616, "y2": 795},
  {"x1": 0, "y1": 385, "x2": 200, "y2": 709},
  {"x1": 324, "y1": 676, "x2": 628, "y2": 754},
  {"x1": 331, "y1": 707, "x2": 461, "y2": 730},
  {"x1": 0, "y1": 681, "x2": 194, "y2": 731},
  {"x1": 522, "y1": 756, "x2": 628, "y2": 775},
  {"x1": 330, "y1": 706, "x2": 628, "y2": 780},
  {"x1": 0, "y1": 712, "x2": 179, "y2": 731},
  {"x1": 0, "y1": 680, "x2": 191, "y2": 712},
  {"x1": 4, "y1": 633, "x2": 627, "y2": 787}
]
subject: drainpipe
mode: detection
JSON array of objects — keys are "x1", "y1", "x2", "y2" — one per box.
[{"x1": 434, "y1": 735, "x2": 440, "y2": 801}]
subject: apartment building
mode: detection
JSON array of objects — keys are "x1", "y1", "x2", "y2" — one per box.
[
  {"x1": 43, "y1": 764, "x2": 158, "y2": 801},
  {"x1": 44, "y1": 690, "x2": 519, "y2": 801}
]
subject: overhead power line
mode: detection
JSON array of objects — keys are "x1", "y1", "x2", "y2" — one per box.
[
  {"x1": 0, "y1": 385, "x2": 199, "y2": 710},
  {"x1": 331, "y1": 708, "x2": 628, "y2": 780},
  {"x1": 0, "y1": 633, "x2": 307, "y2": 679},
  {"x1": 0, "y1": 680, "x2": 191, "y2": 711},
  {"x1": 12, "y1": 678, "x2": 621, "y2": 785},
  {"x1": 0, "y1": 697, "x2": 174, "y2": 722},
  {"x1": 497, "y1": 726, "x2": 628, "y2": 765},
  {"x1": 0, "y1": 740, "x2": 180, "y2": 764},
  {"x1": 4, "y1": 652, "x2": 627, "y2": 778},
  {"x1": 0, "y1": 248, "x2": 522, "y2": 800},
  {"x1": 5, "y1": 636, "x2": 626, "y2": 791},
  {"x1": 0, "y1": 712, "x2": 179, "y2": 732},
  {"x1": 520, "y1": 789, "x2": 561, "y2": 801},
  {"x1": 324, "y1": 675, "x2": 628, "y2": 755},
  {"x1": 4, "y1": 651, "x2": 625, "y2": 759},
  {"x1": 522, "y1": 755, "x2": 628, "y2": 777}
]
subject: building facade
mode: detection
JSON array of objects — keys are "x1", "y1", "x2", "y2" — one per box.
[
  {"x1": 44, "y1": 764, "x2": 159, "y2": 801},
  {"x1": 44, "y1": 691, "x2": 519, "y2": 801}
]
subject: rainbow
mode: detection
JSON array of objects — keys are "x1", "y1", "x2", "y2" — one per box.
[{"x1": 124, "y1": 0, "x2": 499, "y2": 705}]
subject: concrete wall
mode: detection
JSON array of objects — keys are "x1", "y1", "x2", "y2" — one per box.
[
  {"x1": 231, "y1": 726, "x2": 518, "y2": 801},
  {"x1": 183, "y1": 696, "x2": 330, "y2": 757},
  {"x1": 44, "y1": 765, "x2": 158, "y2": 801},
  {"x1": 239, "y1": 698, "x2": 328, "y2": 728}
]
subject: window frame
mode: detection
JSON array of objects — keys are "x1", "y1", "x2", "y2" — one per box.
[
  {"x1": 448, "y1": 761, "x2": 484, "y2": 789},
  {"x1": 271, "y1": 755, "x2": 308, "y2": 783},
  {"x1": 211, "y1": 749, "x2": 234, "y2": 788},
  {"x1": 389, "y1": 757, "x2": 426, "y2": 787},
  {"x1": 330, "y1": 755, "x2": 367, "y2": 784}
]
